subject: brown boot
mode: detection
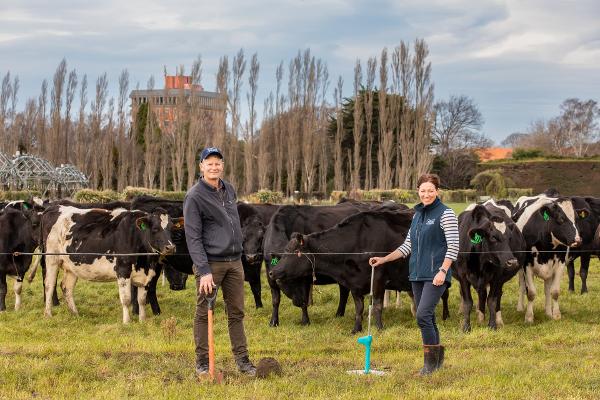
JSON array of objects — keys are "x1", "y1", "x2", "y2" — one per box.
[
  {"x1": 438, "y1": 345, "x2": 445, "y2": 369},
  {"x1": 419, "y1": 345, "x2": 440, "y2": 376}
]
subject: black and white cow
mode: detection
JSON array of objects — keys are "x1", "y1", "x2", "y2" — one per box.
[
  {"x1": 41, "y1": 205, "x2": 175, "y2": 323},
  {"x1": 566, "y1": 196, "x2": 600, "y2": 294},
  {"x1": 513, "y1": 196, "x2": 581, "y2": 323},
  {"x1": 0, "y1": 206, "x2": 37, "y2": 311},
  {"x1": 455, "y1": 200, "x2": 526, "y2": 331}
]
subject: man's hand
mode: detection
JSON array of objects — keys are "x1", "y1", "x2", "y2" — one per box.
[{"x1": 198, "y1": 273, "x2": 215, "y2": 295}]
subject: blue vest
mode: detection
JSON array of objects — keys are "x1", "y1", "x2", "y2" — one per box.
[{"x1": 408, "y1": 197, "x2": 452, "y2": 284}]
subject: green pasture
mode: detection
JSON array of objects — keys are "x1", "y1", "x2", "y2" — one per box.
[{"x1": 1, "y1": 203, "x2": 600, "y2": 399}]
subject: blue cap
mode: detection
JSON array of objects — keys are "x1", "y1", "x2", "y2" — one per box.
[{"x1": 199, "y1": 147, "x2": 223, "y2": 162}]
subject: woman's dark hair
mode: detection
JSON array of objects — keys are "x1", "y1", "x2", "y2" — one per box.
[{"x1": 417, "y1": 173, "x2": 440, "y2": 190}]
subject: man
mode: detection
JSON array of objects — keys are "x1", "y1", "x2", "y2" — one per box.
[{"x1": 183, "y1": 147, "x2": 256, "y2": 377}]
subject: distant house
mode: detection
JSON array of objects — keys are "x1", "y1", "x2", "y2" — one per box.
[
  {"x1": 475, "y1": 147, "x2": 513, "y2": 162},
  {"x1": 130, "y1": 74, "x2": 226, "y2": 134}
]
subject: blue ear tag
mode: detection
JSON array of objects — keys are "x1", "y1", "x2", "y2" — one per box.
[
  {"x1": 271, "y1": 257, "x2": 279, "y2": 266},
  {"x1": 470, "y1": 232, "x2": 483, "y2": 245},
  {"x1": 543, "y1": 211, "x2": 550, "y2": 221}
]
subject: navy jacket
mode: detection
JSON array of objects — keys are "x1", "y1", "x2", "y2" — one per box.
[
  {"x1": 407, "y1": 198, "x2": 453, "y2": 284},
  {"x1": 183, "y1": 178, "x2": 243, "y2": 277}
]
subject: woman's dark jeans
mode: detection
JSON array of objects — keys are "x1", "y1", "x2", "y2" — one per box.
[{"x1": 412, "y1": 281, "x2": 448, "y2": 345}]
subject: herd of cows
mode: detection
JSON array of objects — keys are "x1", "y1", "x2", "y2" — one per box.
[{"x1": 0, "y1": 191, "x2": 599, "y2": 334}]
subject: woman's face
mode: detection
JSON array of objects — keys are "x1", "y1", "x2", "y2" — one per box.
[{"x1": 418, "y1": 181, "x2": 438, "y2": 206}]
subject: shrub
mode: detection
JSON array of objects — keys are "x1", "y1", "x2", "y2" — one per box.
[
  {"x1": 122, "y1": 186, "x2": 186, "y2": 201},
  {"x1": 439, "y1": 189, "x2": 478, "y2": 203},
  {"x1": 507, "y1": 187, "x2": 533, "y2": 199},
  {"x1": 72, "y1": 189, "x2": 122, "y2": 203},
  {"x1": 0, "y1": 190, "x2": 43, "y2": 201},
  {"x1": 512, "y1": 148, "x2": 544, "y2": 160},
  {"x1": 246, "y1": 190, "x2": 284, "y2": 204},
  {"x1": 330, "y1": 191, "x2": 348, "y2": 203}
]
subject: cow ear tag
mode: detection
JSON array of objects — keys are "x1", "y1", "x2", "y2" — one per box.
[
  {"x1": 543, "y1": 211, "x2": 550, "y2": 221},
  {"x1": 579, "y1": 211, "x2": 587, "y2": 219},
  {"x1": 138, "y1": 221, "x2": 148, "y2": 231},
  {"x1": 271, "y1": 257, "x2": 279, "y2": 266},
  {"x1": 23, "y1": 203, "x2": 30, "y2": 210},
  {"x1": 470, "y1": 232, "x2": 482, "y2": 244}
]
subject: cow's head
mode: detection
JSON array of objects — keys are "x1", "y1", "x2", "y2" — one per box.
[
  {"x1": 269, "y1": 232, "x2": 313, "y2": 282},
  {"x1": 242, "y1": 216, "x2": 265, "y2": 264},
  {"x1": 163, "y1": 264, "x2": 188, "y2": 291},
  {"x1": 136, "y1": 211, "x2": 176, "y2": 256},
  {"x1": 541, "y1": 199, "x2": 581, "y2": 248},
  {"x1": 466, "y1": 205, "x2": 518, "y2": 269}
]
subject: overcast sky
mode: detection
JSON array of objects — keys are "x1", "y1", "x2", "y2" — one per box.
[{"x1": 1, "y1": 0, "x2": 599, "y2": 144}]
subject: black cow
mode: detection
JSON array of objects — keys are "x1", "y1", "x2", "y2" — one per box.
[
  {"x1": 264, "y1": 201, "x2": 389, "y2": 327},
  {"x1": 269, "y1": 210, "x2": 417, "y2": 333},
  {"x1": 566, "y1": 196, "x2": 600, "y2": 294},
  {"x1": 237, "y1": 202, "x2": 280, "y2": 308},
  {"x1": 455, "y1": 201, "x2": 525, "y2": 332},
  {"x1": 130, "y1": 196, "x2": 189, "y2": 315},
  {"x1": 41, "y1": 205, "x2": 175, "y2": 323},
  {"x1": 0, "y1": 207, "x2": 37, "y2": 311},
  {"x1": 513, "y1": 196, "x2": 581, "y2": 322}
]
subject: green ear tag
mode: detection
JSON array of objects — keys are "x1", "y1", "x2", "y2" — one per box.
[
  {"x1": 271, "y1": 257, "x2": 279, "y2": 266},
  {"x1": 470, "y1": 232, "x2": 483, "y2": 245},
  {"x1": 543, "y1": 211, "x2": 550, "y2": 221},
  {"x1": 140, "y1": 222, "x2": 148, "y2": 231},
  {"x1": 23, "y1": 203, "x2": 30, "y2": 210}
]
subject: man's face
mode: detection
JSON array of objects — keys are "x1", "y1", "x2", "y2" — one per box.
[{"x1": 200, "y1": 155, "x2": 224, "y2": 181}]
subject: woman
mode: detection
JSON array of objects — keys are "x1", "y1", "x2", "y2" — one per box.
[{"x1": 369, "y1": 173, "x2": 459, "y2": 375}]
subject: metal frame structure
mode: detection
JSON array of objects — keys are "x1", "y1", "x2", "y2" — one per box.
[{"x1": 0, "y1": 152, "x2": 88, "y2": 196}]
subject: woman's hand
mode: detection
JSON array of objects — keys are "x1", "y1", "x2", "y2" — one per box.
[
  {"x1": 369, "y1": 257, "x2": 385, "y2": 267},
  {"x1": 433, "y1": 270, "x2": 446, "y2": 286}
]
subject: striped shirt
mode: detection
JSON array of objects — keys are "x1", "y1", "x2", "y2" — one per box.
[{"x1": 397, "y1": 208, "x2": 459, "y2": 261}]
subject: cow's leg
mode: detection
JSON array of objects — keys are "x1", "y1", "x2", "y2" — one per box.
[
  {"x1": 487, "y1": 284, "x2": 501, "y2": 330},
  {"x1": 383, "y1": 290, "x2": 391, "y2": 308},
  {"x1": 269, "y1": 285, "x2": 281, "y2": 327},
  {"x1": 408, "y1": 290, "x2": 416, "y2": 317},
  {"x1": 146, "y1": 274, "x2": 160, "y2": 316},
  {"x1": 13, "y1": 278, "x2": 23, "y2": 311},
  {"x1": 543, "y1": 278, "x2": 553, "y2": 318},
  {"x1": 351, "y1": 293, "x2": 365, "y2": 334},
  {"x1": 459, "y1": 279, "x2": 473, "y2": 333},
  {"x1": 396, "y1": 291, "x2": 402, "y2": 307},
  {"x1": 567, "y1": 259, "x2": 576, "y2": 292},
  {"x1": 0, "y1": 273, "x2": 7, "y2": 311},
  {"x1": 136, "y1": 285, "x2": 148, "y2": 322},
  {"x1": 61, "y1": 271, "x2": 79, "y2": 315},
  {"x1": 516, "y1": 269, "x2": 525, "y2": 312},
  {"x1": 495, "y1": 287, "x2": 505, "y2": 328},
  {"x1": 477, "y1": 287, "x2": 487, "y2": 324},
  {"x1": 117, "y1": 277, "x2": 132, "y2": 324},
  {"x1": 335, "y1": 285, "x2": 349, "y2": 317},
  {"x1": 441, "y1": 286, "x2": 450, "y2": 321},
  {"x1": 580, "y1": 254, "x2": 590, "y2": 294},
  {"x1": 524, "y1": 267, "x2": 537, "y2": 323},
  {"x1": 131, "y1": 285, "x2": 139, "y2": 315},
  {"x1": 300, "y1": 282, "x2": 311, "y2": 326},
  {"x1": 550, "y1": 263, "x2": 564, "y2": 320},
  {"x1": 43, "y1": 256, "x2": 60, "y2": 317},
  {"x1": 249, "y1": 277, "x2": 263, "y2": 308}
]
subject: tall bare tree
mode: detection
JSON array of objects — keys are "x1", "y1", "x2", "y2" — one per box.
[
  {"x1": 116, "y1": 69, "x2": 129, "y2": 191},
  {"x1": 75, "y1": 75, "x2": 87, "y2": 172},
  {"x1": 351, "y1": 60, "x2": 363, "y2": 191},
  {"x1": 37, "y1": 79, "x2": 48, "y2": 157},
  {"x1": 50, "y1": 59, "x2": 67, "y2": 164},
  {"x1": 90, "y1": 73, "x2": 109, "y2": 189},
  {"x1": 64, "y1": 69, "x2": 78, "y2": 164},
  {"x1": 378, "y1": 48, "x2": 394, "y2": 189},
  {"x1": 273, "y1": 61, "x2": 285, "y2": 192},
  {"x1": 333, "y1": 76, "x2": 345, "y2": 190},
  {"x1": 227, "y1": 49, "x2": 246, "y2": 186},
  {"x1": 244, "y1": 53, "x2": 259, "y2": 194},
  {"x1": 364, "y1": 57, "x2": 376, "y2": 190}
]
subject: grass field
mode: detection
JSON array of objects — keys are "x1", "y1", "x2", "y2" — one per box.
[{"x1": 2, "y1": 203, "x2": 600, "y2": 399}]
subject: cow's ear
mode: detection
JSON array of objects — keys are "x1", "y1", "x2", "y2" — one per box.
[
  {"x1": 584, "y1": 197, "x2": 600, "y2": 216},
  {"x1": 172, "y1": 217, "x2": 184, "y2": 229},
  {"x1": 468, "y1": 228, "x2": 486, "y2": 245},
  {"x1": 136, "y1": 217, "x2": 150, "y2": 231},
  {"x1": 472, "y1": 205, "x2": 489, "y2": 222}
]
